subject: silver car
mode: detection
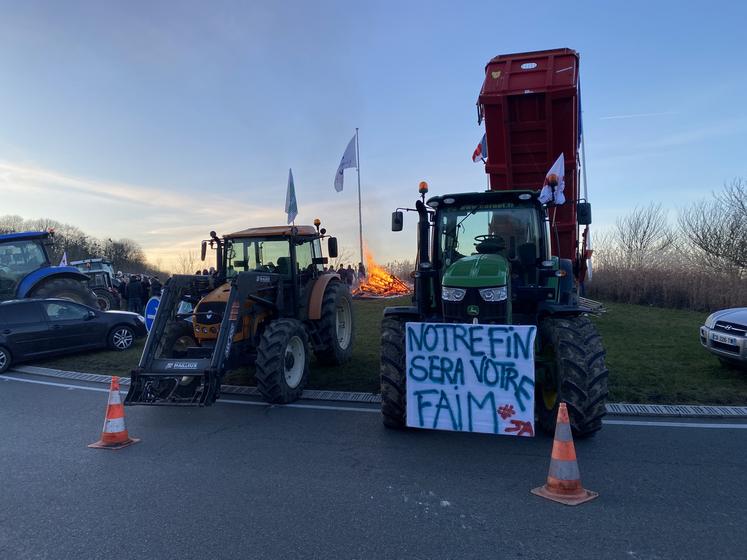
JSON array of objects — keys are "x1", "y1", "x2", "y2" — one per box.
[{"x1": 700, "y1": 308, "x2": 747, "y2": 369}]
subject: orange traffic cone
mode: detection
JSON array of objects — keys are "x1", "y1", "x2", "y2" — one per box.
[
  {"x1": 531, "y1": 402, "x2": 598, "y2": 505},
  {"x1": 88, "y1": 376, "x2": 140, "y2": 450}
]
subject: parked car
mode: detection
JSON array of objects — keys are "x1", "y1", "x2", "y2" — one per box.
[
  {"x1": 700, "y1": 307, "x2": 747, "y2": 369},
  {"x1": 0, "y1": 298, "x2": 146, "y2": 373}
]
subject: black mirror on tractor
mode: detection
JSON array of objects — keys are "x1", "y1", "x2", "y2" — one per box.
[
  {"x1": 577, "y1": 202, "x2": 592, "y2": 225},
  {"x1": 392, "y1": 211, "x2": 404, "y2": 232},
  {"x1": 200, "y1": 240, "x2": 207, "y2": 261},
  {"x1": 328, "y1": 237, "x2": 339, "y2": 259}
]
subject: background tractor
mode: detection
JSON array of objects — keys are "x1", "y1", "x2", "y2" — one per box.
[
  {"x1": 70, "y1": 258, "x2": 121, "y2": 310},
  {"x1": 126, "y1": 222, "x2": 354, "y2": 406},
  {"x1": 0, "y1": 231, "x2": 97, "y2": 307},
  {"x1": 381, "y1": 48, "x2": 608, "y2": 437}
]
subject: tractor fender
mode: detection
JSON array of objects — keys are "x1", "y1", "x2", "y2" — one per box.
[
  {"x1": 17, "y1": 267, "x2": 90, "y2": 298},
  {"x1": 308, "y1": 273, "x2": 342, "y2": 320}
]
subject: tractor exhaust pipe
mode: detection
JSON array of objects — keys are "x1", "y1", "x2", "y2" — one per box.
[{"x1": 415, "y1": 200, "x2": 433, "y2": 316}]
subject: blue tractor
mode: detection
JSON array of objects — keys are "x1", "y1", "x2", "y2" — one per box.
[{"x1": 0, "y1": 231, "x2": 97, "y2": 307}]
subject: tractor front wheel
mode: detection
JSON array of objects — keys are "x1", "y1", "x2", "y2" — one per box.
[
  {"x1": 536, "y1": 316, "x2": 609, "y2": 438},
  {"x1": 31, "y1": 278, "x2": 97, "y2": 308},
  {"x1": 380, "y1": 316, "x2": 407, "y2": 429},
  {"x1": 255, "y1": 319, "x2": 310, "y2": 404},
  {"x1": 314, "y1": 281, "x2": 355, "y2": 365}
]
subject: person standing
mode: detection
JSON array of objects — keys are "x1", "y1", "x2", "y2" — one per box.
[
  {"x1": 126, "y1": 275, "x2": 144, "y2": 314},
  {"x1": 358, "y1": 262, "x2": 366, "y2": 282},
  {"x1": 150, "y1": 276, "x2": 162, "y2": 297}
]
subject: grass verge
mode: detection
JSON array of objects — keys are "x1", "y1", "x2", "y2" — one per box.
[{"x1": 31, "y1": 298, "x2": 747, "y2": 405}]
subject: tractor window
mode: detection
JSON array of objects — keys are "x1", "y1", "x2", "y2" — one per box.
[
  {"x1": 225, "y1": 238, "x2": 291, "y2": 277},
  {"x1": 294, "y1": 241, "x2": 315, "y2": 273},
  {"x1": 440, "y1": 206, "x2": 541, "y2": 269}
]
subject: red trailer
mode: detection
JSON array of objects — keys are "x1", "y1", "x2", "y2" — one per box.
[{"x1": 478, "y1": 48, "x2": 581, "y2": 263}]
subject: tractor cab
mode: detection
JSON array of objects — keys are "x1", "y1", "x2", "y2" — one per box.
[
  {"x1": 430, "y1": 190, "x2": 563, "y2": 324},
  {"x1": 0, "y1": 233, "x2": 50, "y2": 300}
]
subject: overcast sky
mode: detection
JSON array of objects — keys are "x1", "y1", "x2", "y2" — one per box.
[{"x1": 1, "y1": 0, "x2": 745, "y2": 270}]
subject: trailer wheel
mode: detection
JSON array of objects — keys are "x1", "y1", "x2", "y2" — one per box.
[
  {"x1": 255, "y1": 319, "x2": 310, "y2": 404},
  {"x1": 536, "y1": 316, "x2": 609, "y2": 438},
  {"x1": 314, "y1": 281, "x2": 355, "y2": 365},
  {"x1": 380, "y1": 316, "x2": 407, "y2": 429},
  {"x1": 31, "y1": 277, "x2": 97, "y2": 308}
]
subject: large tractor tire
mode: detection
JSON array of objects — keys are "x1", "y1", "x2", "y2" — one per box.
[
  {"x1": 380, "y1": 316, "x2": 407, "y2": 429},
  {"x1": 314, "y1": 281, "x2": 355, "y2": 365},
  {"x1": 94, "y1": 288, "x2": 118, "y2": 311},
  {"x1": 255, "y1": 319, "x2": 310, "y2": 404},
  {"x1": 536, "y1": 316, "x2": 609, "y2": 438},
  {"x1": 31, "y1": 277, "x2": 97, "y2": 308}
]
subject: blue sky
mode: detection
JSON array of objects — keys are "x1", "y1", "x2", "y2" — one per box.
[{"x1": 1, "y1": 0, "x2": 745, "y2": 269}]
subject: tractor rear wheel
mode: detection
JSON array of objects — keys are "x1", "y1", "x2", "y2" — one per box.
[
  {"x1": 314, "y1": 281, "x2": 355, "y2": 365},
  {"x1": 380, "y1": 316, "x2": 407, "y2": 429},
  {"x1": 94, "y1": 288, "x2": 117, "y2": 311},
  {"x1": 536, "y1": 316, "x2": 609, "y2": 438},
  {"x1": 255, "y1": 319, "x2": 310, "y2": 404},
  {"x1": 31, "y1": 278, "x2": 97, "y2": 308}
]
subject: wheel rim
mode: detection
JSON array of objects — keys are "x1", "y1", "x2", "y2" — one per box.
[
  {"x1": 0, "y1": 350, "x2": 7, "y2": 370},
  {"x1": 283, "y1": 335, "x2": 305, "y2": 389},
  {"x1": 335, "y1": 297, "x2": 352, "y2": 349},
  {"x1": 113, "y1": 328, "x2": 134, "y2": 350},
  {"x1": 97, "y1": 296, "x2": 110, "y2": 310}
]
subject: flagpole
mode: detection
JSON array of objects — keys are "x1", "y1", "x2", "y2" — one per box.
[{"x1": 355, "y1": 128, "x2": 363, "y2": 266}]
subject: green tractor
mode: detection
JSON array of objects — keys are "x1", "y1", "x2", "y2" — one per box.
[{"x1": 380, "y1": 48, "x2": 608, "y2": 437}]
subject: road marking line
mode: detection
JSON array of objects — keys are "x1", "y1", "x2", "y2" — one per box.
[{"x1": 4, "y1": 376, "x2": 747, "y2": 428}]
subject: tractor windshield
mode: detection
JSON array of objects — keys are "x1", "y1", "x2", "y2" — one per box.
[
  {"x1": 439, "y1": 205, "x2": 542, "y2": 270},
  {"x1": 0, "y1": 240, "x2": 48, "y2": 299},
  {"x1": 225, "y1": 238, "x2": 292, "y2": 278}
]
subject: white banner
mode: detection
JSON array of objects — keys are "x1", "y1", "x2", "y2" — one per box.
[{"x1": 405, "y1": 322, "x2": 536, "y2": 437}]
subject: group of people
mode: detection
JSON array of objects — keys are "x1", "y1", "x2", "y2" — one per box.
[
  {"x1": 113, "y1": 272, "x2": 162, "y2": 314},
  {"x1": 331, "y1": 262, "x2": 366, "y2": 289}
]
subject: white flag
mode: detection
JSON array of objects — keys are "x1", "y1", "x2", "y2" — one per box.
[
  {"x1": 334, "y1": 134, "x2": 357, "y2": 192},
  {"x1": 59, "y1": 251, "x2": 68, "y2": 266},
  {"x1": 285, "y1": 168, "x2": 298, "y2": 225},
  {"x1": 539, "y1": 153, "x2": 566, "y2": 205}
]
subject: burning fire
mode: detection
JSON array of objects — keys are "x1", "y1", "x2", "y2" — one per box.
[{"x1": 352, "y1": 247, "x2": 411, "y2": 298}]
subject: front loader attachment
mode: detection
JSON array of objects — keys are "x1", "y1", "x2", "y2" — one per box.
[{"x1": 125, "y1": 273, "x2": 266, "y2": 407}]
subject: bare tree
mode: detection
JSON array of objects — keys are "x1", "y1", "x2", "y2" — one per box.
[
  {"x1": 615, "y1": 203, "x2": 676, "y2": 268},
  {"x1": 678, "y1": 178, "x2": 747, "y2": 274},
  {"x1": 173, "y1": 251, "x2": 199, "y2": 275}
]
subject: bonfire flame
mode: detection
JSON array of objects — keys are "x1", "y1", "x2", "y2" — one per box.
[{"x1": 353, "y1": 247, "x2": 411, "y2": 298}]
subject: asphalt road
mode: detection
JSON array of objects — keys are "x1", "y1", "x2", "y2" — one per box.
[{"x1": 1, "y1": 374, "x2": 746, "y2": 560}]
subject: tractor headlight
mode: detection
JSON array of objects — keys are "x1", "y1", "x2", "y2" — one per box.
[
  {"x1": 442, "y1": 287, "x2": 466, "y2": 302},
  {"x1": 479, "y1": 286, "x2": 508, "y2": 302}
]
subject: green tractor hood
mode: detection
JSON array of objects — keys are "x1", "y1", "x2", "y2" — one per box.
[{"x1": 442, "y1": 254, "x2": 509, "y2": 288}]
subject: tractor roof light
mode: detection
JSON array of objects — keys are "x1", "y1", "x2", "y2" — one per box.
[{"x1": 418, "y1": 181, "x2": 429, "y2": 194}]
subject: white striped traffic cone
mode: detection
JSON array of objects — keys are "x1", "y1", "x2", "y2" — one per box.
[{"x1": 88, "y1": 376, "x2": 140, "y2": 450}]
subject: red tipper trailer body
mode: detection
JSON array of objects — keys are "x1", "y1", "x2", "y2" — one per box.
[{"x1": 478, "y1": 48, "x2": 580, "y2": 262}]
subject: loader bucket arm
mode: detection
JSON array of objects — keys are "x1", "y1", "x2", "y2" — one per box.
[{"x1": 125, "y1": 272, "x2": 276, "y2": 407}]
